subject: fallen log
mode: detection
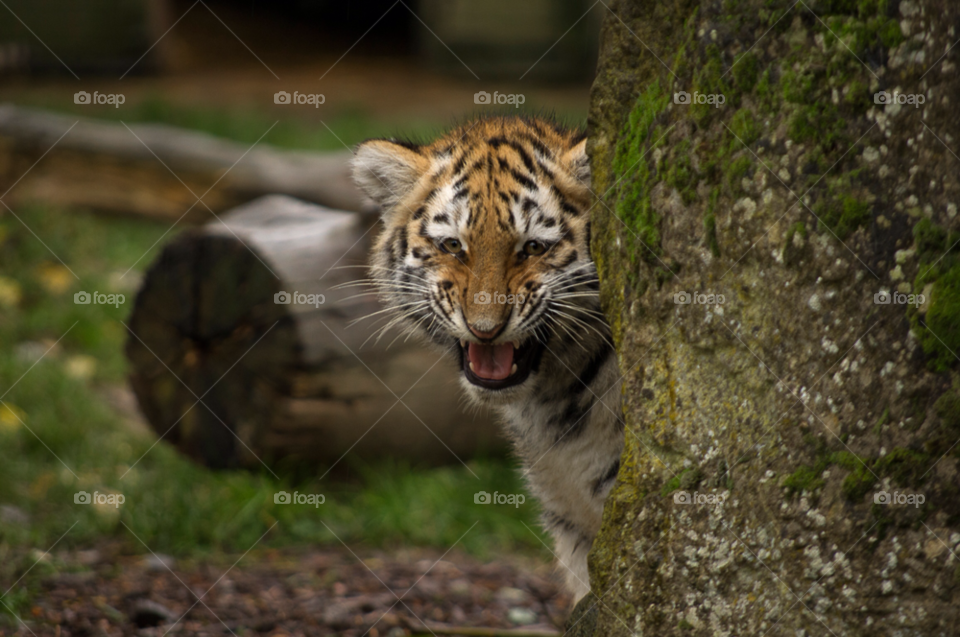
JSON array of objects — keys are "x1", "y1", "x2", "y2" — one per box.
[
  {"x1": 125, "y1": 195, "x2": 504, "y2": 470},
  {"x1": 0, "y1": 104, "x2": 371, "y2": 221}
]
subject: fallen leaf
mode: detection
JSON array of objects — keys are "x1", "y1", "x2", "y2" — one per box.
[
  {"x1": 37, "y1": 263, "x2": 72, "y2": 295},
  {"x1": 0, "y1": 276, "x2": 22, "y2": 307},
  {"x1": 0, "y1": 402, "x2": 25, "y2": 432},
  {"x1": 64, "y1": 355, "x2": 97, "y2": 380}
]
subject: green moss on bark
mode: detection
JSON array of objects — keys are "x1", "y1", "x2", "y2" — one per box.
[
  {"x1": 664, "y1": 139, "x2": 697, "y2": 204},
  {"x1": 908, "y1": 219, "x2": 960, "y2": 372},
  {"x1": 921, "y1": 265, "x2": 960, "y2": 372},
  {"x1": 817, "y1": 196, "x2": 871, "y2": 239},
  {"x1": 784, "y1": 445, "x2": 930, "y2": 502},
  {"x1": 660, "y1": 467, "x2": 704, "y2": 497},
  {"x1": 587, "y1": 0, "x2": 957, "y2": 630},
  {"x1": 612, "y1": 81, "x2": 670, "y2": 261},
  {"x1": 730, "y1": 51, "x2": 760, "y2": 92}
]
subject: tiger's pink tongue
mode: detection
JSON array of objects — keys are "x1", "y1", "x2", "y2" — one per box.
[{"x1": 467, "y1": 342, "x2": 515, "y2": 380}]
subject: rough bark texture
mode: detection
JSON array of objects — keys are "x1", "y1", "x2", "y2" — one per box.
[{"x1": 584, "y1": 1, "x2": 960, "y2": 635}]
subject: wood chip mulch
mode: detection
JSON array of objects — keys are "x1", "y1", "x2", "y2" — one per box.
[{"x1": 7, "y1": 544, "x2": 572, "y2": 637}]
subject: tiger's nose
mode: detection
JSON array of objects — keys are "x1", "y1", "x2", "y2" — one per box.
[{"x1": 468, "y1": 322, "x2": 505, "y2": 341}]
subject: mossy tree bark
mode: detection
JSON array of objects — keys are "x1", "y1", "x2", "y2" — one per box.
[{"x1": 583, "y1": 0, "x2": 960, "y2": 634}]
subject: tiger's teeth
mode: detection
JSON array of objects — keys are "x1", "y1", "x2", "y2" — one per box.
[
  {"x1": 460, "y1": 339, "x2": 466, "y2": 348},
  {"x1": 511, "y1": 364, "x2": 518, "y2": 375},
  {"x1": 469, "y1": 362, "x2": 475, "y2": 371},
  {"x1": 512, "y1": 341, "x2": 520, "y2": 349}
]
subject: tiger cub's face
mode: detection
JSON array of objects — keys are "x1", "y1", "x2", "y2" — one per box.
[{"x1": 351, "y1": 117, "x2": 596, "y2": 403}]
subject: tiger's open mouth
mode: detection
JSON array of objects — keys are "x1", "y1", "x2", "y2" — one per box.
[{"x1": 459, "y1": 339, "x2": 545, "y2": 390}]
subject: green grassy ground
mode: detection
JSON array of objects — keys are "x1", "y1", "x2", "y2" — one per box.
[
  {"x1": 14, "y1": 94, "x2": 448, "y2": 152},
  {"x1": 0, "y1": 111, "x2": 545, "y2": 623},
  {"x1": 11, "y1": 94, "x2": 588, "y2": 152},
  {"x1": 111, "y1": 97, "x2": 446, "y2": 150}
]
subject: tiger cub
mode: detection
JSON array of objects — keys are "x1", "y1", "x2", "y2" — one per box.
[{"x1": 351, "y1": 116, "x2": 623, "y2": 601}]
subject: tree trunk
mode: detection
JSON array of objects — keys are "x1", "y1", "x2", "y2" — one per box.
[
  {"x1": 582, "y1": 0, "x2": 960, "y2": 635},
  {"x1": 126, "y1": 195, "x2": 503, "y2": 470}
]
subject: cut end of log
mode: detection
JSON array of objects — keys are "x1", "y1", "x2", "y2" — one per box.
[{"x1": 126, "y1": 196, "x2": 505, "y2": 471}]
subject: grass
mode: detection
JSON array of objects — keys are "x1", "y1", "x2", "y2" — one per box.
[
  {"x1": 10, "y1": 94, "x2": 452, "y2": 152},
  {"x1": 0, "y1": 204, "x2": 541, "y2": 622},
  {"x1": 11, "y1": 93, "x2": 589, "y2": 153},
  {"x1": 98, "y1": 96, "x2": 445, "y2": 151}
]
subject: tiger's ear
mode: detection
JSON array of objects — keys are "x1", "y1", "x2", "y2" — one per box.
[
  {"x1": 561, "y1": 137, "x2": 591, "y2": 187},
  {"x1": 351, "y1": 139, "x2": 429, "y2": 211}
]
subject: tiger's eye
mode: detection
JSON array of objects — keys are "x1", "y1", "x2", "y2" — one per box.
[
  {"x1": 441, "y1": 238, "x2": 463, "y2": 254},
  {"x1": 523, "y1": 240, "x2": 547, "y2": 256}
]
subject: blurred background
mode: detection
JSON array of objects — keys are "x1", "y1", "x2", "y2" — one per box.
[{"x1": 0, "y1": 1, "x2": 600, "y2": 634}]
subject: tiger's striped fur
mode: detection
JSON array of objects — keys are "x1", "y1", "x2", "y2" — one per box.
[{"x1": 351, "y1": 117, "x2": 623, "y2": 601}]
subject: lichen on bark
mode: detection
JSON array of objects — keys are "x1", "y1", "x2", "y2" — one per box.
[{"x1": 584, "y1": 0, "x2": 960, "y2": 634}]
